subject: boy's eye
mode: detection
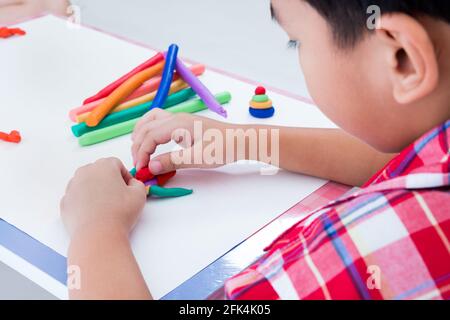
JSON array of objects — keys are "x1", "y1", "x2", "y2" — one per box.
[{"x1": 287, "y1": 40, "x2": 299, "y2": 49}]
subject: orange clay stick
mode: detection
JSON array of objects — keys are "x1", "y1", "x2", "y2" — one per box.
[
  {"x1": 76, "y1": 78, "x2": 189, "y2": 123},
  {"x1": 68, "y1": 64, "x2": 205, "y2": 122},
  {"x1": 85, "y1": 61, "x2": 165, "y2": 127}
]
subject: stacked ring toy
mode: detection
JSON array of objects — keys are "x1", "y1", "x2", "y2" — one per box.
[{"x1": 249, "y1": 86, "x2": 275, "y2": 118}]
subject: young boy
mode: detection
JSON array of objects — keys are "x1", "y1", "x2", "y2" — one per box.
[{"x1": 61, "y1": 0, "x2": 450, "y2": 299}]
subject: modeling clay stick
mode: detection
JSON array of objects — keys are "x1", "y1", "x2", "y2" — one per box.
[
  {"x1": 108, "y1": 80, "x2": 187, "y2": 114},
  {"x1": 176, "y1": 58, "x2": 228, "y2": 118},
  {"x1": 147, "y1": 185, "x2": 193, "y2": 198},
  {"x1": 165, "y1": 91, "x2": 231, "y2": 114},
  {"x1": 69, "y1": 64, "x2": 205, "y2": 122},
  {"x1": 76, "y1": 78, "x2": 189, "y2": 123},
  {"x1": 79, "y1": 118, "x2": 138, "y2": 146},
  {"x1": 76, "y1": 79, "x2": 186, "y2": 123},
  {"x1": 75, "y1": 87, "x2": 194, "y2": 135},
  {"x1": 130, "y1": 168, "x2": 137, "y2": 177},
  {"x1": 164, "y1": 89, "x2": 195, "y2": 106},
  {"x1": 73, "y1": 103, "x2": 142, "y2": 137},
  {"x1": 83, "y1": 52, "x2": 164, "y2": 105},
  {"x1": 72, "y1": 89, "x2": 195, "y2": 137},
  {"x1": 78, "y1": 92, "x2": 231, "y2": 146},
  {"x1": 85, "y1": 61, "x2": 165, "y2": 127},
  {"x1": 151, "y1": 44, "x2": 179, "y2": 109},
  {"x1": 71, "y1": 78, "x2": 162, "y2": 121}
]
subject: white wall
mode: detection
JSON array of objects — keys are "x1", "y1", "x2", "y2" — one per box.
[{"x1": 71, "y1": 0, "x2": 310, "y2": 97}]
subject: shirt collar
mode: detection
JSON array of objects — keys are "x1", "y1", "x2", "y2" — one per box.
[{"x1": 362, "y1": 119, "x2": 450, "y2": 192}]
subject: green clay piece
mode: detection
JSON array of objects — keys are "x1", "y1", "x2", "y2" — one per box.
[
  {"x1": 165, "y1": 91, "x2": 231, "y2": 114},
  {"x1": 72, "y1": 88, "x2": 196, "y2": 137},
  {"x1": 149, "y1": 185, "x2": 193, "y2": 198},
  {"x1": 163, "y1": 88, "x2": 196, "y2": 108},
  {"x1": 78, "y1": 91, "x2": 232, "y2": 146},
  {"x1": 79, "y1": 118, "x2": 138, "y2": 146},
  {"x1": 252, "y1": 94, "x2": 269, "y2": 103},
  {"x1": 130, "y1": 167, "x2": 137, "y2": 177}
]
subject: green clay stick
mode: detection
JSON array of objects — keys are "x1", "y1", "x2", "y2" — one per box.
[
  {"x1": 148, "y1": 185, "x2": 193, "y2": 198},
  {"x1": 79, "y1": 118, "x2": 138, "y2": 146},
  {"x1": 78, "y1": 91, "x2": 232, "y2": 147},
  {"x1": 72, "y1": 88, "x2": 196, "y2": 137},
  {"x1": 166, "y1": 91, "x2": 231, "y2": 114}
]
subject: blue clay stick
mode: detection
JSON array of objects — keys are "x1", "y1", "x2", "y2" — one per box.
[{"x1": 150, "y1": 44, "x2": 179, "y2": 109}]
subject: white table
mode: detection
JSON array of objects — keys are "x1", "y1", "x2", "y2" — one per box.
[{"x1": 0, "y1": 0, "x2": 313, "y2": 299}]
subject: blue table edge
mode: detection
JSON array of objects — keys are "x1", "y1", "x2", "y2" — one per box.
[{"x1": 0, "y1": 217, "x2": 265, "y2": 300}]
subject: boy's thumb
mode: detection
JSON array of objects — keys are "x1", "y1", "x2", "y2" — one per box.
[{"x1": 150, "y1": 148, "x2": 199, "y2": 175}]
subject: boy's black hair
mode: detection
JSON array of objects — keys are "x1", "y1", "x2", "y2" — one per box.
[{"x1": 301, "y1": 0, "x2": 450, "y2": 47}]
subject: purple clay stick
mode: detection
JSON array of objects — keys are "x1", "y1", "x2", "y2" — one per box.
[
  {"x1": 144, "y1": 178, "x2": 158, "y2": 187},
  {"x1": 175, "y1": 58, "x2": 227, "y2": 118}
]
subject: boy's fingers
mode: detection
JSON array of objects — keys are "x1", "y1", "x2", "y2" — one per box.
[
  {"x1": 134, "y1": 120, "x2": 186, "y2": 170},
  {"x1": 98, "y1": 157, "x2": 132, "y2": 183},
  {"x1": 134, "y1": 130, "x2": 167, "y2": 170},
  {"x1": 131, "y1": 127, "x2": 156, "y2": 166},
  {"x1": 127, "y1": 178, "x2": 148, "y2": 205},
  {"x1": 127, "y1": 178, "x2": 146, "y2": 192},
  {"x1": 131, "y1": 117, "x2": 173, "y2": 163},
  {"x1": 132, "y1": 108, "x2": 172, "y2": 140},
  {"x1": 131, "y1": 122, "x2": 156, "y2": 159},
  {"x1": 119, "y1": 161, "x2": 133, "y2": 183}
]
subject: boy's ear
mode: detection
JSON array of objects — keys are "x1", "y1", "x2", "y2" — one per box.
[{"x1": 375, "y1": 13, "x2": 439, "y2": 104}]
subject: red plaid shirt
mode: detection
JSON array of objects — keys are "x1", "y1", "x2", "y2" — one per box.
[{"x1": 225, "y1": 120, "x2": 450, "y2": 300}]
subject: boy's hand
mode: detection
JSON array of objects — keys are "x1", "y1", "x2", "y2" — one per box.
[
  {"x1": 131, "y1": 109, "x2": 234, "y2": 174},
  {"x1": 0, "y1": 0, "x2": 70, "y2": 25},
  {"x1": 60, "y1": 158, "x2": 147, "y2": 237}
]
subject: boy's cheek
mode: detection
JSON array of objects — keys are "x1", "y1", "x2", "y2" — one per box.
[
  {"x1": 299, "y1": 49, "x2": 345, "y2": 116},
  {"x1": 300, "y1": 47, "x2": 374, "y2": 141}
]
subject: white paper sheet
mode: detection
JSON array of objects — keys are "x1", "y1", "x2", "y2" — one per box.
[{"x1": 0, "y1": 16, "x2": 337, "y2": 299}]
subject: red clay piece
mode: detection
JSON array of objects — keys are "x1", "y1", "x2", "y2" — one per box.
[
  {"x1": 0, "y1": 132, "x2": 8, "y2": 141},
  {"x1": 0, "y1": 27, "x2": 26, "y2": 39},
  {"x1": 9, "y1": 28, "x2": 26, "y2": 35},
  {"x1": 255, "y1": 86, "x2": 266, "y2": 95},
  {"x1": 156, "y1": 171, "x2": 176, "y2": 186},
  {"x1": 135, "y1": 167, "x2": 154, "y2": 183},
  {"x1": 0, "y1": 130, "x2": 21, "y2": 143}
]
